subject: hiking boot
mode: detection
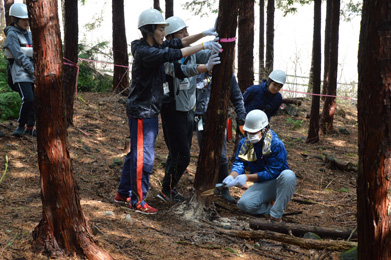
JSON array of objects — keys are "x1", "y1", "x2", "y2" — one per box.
[
  {"x1": 12, "y1": 126, "x2": 24, "y2": 137},
  {"x1": 134, "y1": 202, "x2": 158, "y2": 215},
  {"x1": 157, "y1": 190, "x2": 186, "y2": 204},
  {"x1": 24, "y1": 128, "x2": 37, "y2": 137},
  {"x1": 114, "y1": 192, "x2": 131, "y2": 205},
  {"x1": 219, "y1": 187, "x2": 236, "y2": 203}
]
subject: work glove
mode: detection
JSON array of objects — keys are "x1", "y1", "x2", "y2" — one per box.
[
  {"x1": 222, "y1": 175, "x2": 235, "y2": 188},
  {"x1": 206, "y1": 53, "x2": 221, "y2": 72},
  {"x1": 202, "y1": 28, "x2": 218, "y2": 37},
  {"x1": 203, "y1": 41, "x2": 222, "y2": 53},
  {"x1": 234, "y1": 174, "x2": 248, "y2": 188}
]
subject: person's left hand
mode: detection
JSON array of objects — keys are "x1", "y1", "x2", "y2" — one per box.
[
  {"x1": 234, "y1": 174, "x2": 248, "y2": 188},
  {"x1": 203, "y1": 28, "x2": 218, "y2": 37}
]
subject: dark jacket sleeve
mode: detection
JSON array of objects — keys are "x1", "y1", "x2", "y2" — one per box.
[{"x1": 230, "y1": 75, "x2": 246, "y2": 122}]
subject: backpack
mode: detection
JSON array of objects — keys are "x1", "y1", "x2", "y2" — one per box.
[{"x1": 6, "y1": 59, "x2": 18, "y2": 92}]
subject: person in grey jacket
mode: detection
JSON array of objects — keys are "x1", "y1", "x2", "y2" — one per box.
[
  {"x1": 157, "y1": 16, "x2": 221, "y2": 203},
  {"x1": 195, "y1": 72, "x2": 246, "y2": 203},
  {"x1": 4, "y1": 3, "x2": 35, "y2": 137}
]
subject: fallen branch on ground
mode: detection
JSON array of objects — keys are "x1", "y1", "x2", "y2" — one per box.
[
  {"x1": 215, "y1": 228, "x2": 357, "y2": 251},
  {"x1": 249, "y1": 219, "x2": 357, "y2": 240}
]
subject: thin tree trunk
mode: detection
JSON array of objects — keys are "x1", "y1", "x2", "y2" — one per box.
[
  {"x1": 306, "y1": 0, "x2": 321, "y2": 144},
  {"x1": 63, "y1": 0, "x2": 78, "y2": 127},
  {"x1": 0, "y1": 0, "x2": 5, "y2": 31},
  {"x1": 320, "y1": 0, "x2": 340, "y2": 135},
  {"x1": 237, "y1": 0, "x2": 254, "y2": 92},
  {"x1": 258, "y1": 0, "x2": 265, "y2": 82},
  {"x1": 265, "y1": 0, "x2": 274, "y2": 74},
  {"x1": 112, "y1": 0, "x2": 129, "y2": 95},
  {"x1": 357, "y1": 0, "x2": 391, "y2": 258},
  {"x1": 4, "y1": 0, "x2": 12, "y2": 26},
  {"x1": 27, "y1": 1, "x2": 113, "y2": 259},
  {"x1": 194, "y1": 0, "x2": 240, "y2": 209},
  {"x1": 153, "y1": 0, "x2": 162, "y2": 12},
  {"x1": 322, "y1": 0, "x2": 332, "y2": 100},
  {"x1": 165, "y1": 0, "x2": 173, "y2": 19}
]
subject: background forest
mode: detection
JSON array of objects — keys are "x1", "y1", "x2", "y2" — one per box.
[{"x1": 0, "y1": 0, "x2": 390, "y2": 260}]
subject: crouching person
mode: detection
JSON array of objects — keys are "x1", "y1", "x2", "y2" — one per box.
[{"x1": 223, "y1": 109, "x2": 296, "y2": 222}]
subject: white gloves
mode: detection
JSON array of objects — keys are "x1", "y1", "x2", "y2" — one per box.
[
  {"x1": 202, "y1": 28, "x2": 218, "y2": 37},
  {"x1": 203, "y1": 41, "x2": 222, "y2": 53},
  {"x1": 222, "y1": 175, "x2": 235, "y2": 187},
  {"x1": 234, "y1": 174, "x2": 248, "y2": 188},
  {"x1": 206, "y1": 53, "x2": 221, "y2": 72},
  {"x1": 223, "y1": 174, "x2": 248, "y2": 188}
]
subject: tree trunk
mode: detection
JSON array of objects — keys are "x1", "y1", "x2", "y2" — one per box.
[
  {"x1": 63, "y1": 0, "x2": 78, "y2": 127},
  {"x1": 320, "y1": 0, "x2": 339, "y2": 135},
  {"x1": 0, "y1": 0, "x2": 5, "y2": 31},
  {"x1": 258, "y1": 0, "x2": 265, "y2": 82},
  {"x1": 112, "y1": 0, "x2": 129, "y2": 95},
  {"x1": 321, "y1": 0, "x2": 332, "y2": 100},
  {"x1": 306, "y1": 0, "x2": 321, "y2": 144},
  {"x1": 193, "y1": 0, "x2": 240, "y2": 211},
  {"x1": 357, "y1": 0, "x2": 391, "y2": 259},
  {"x1": 153, "y1": 0, "x2": 162, "y2": 12},
  {"x1": 27, "y1": 1, "x2": 113, "y2": 259},
  {"x1": 165, "y1": 0, "x2": 174, "y2": 19},
  {"x1": 4, "y1": 0, "x2": 12, "y2": 26},
  {"x1": 237, "y1": 0, "x2": 254, "y2": 92},
  {"x1": 265, "y1": 0, "x2": 274, "y2": 74}
]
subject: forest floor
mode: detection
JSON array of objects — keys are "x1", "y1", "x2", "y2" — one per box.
[{"x1": 0, "y1": 92, "x2": 358, "y2": 260}]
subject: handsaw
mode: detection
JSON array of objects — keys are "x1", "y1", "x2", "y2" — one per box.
[{"x1": 200, "y1": 183, "x2": 226, "y2": 197}]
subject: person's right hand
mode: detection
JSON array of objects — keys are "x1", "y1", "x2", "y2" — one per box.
[
  {"x1": 222, "y1": 175, "x2": 235, "y2": 187},
  {"x1": 203, "y1": 41, "x2": 222, "y2": 53},
  {"x1": 206, "y1": 53, "x2": 221, "y2": 72}
]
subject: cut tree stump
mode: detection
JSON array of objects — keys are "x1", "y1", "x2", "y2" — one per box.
[
  {"x1": 216, "y1": 228, "x2": 357, "y2": 251},
  {"x1": 249, "y1": 219, "x2": 357, "y2": 240}
]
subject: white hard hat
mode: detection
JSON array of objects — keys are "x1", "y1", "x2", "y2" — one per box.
[
  {"x1": 138, "y1": 9, "x2": 169, "y2": 29},
  {"x1": 268, "y1": 69, "x2": 286, "y2": 85},
  {"x1": 243, "y1": 110, "x2": 269, "y2": 133},
  {"x1": 9, "y1": 3, "x2": 28, "y2": 19},
  {"x1": 165, "y1": 16, "x2": 187, "y2": 35}
]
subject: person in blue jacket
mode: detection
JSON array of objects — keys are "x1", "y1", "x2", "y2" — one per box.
[
  {"x1": 223, "y1": 109, "x2": 296, "y2": 222},
  {"x1": 243, "y1": 70, "x2": 286, "y2": 121},
  {"x1": 195, "y1": 72, "x2": 246, "y2": 203},
  {"x1": 114, "y1": 9, "x2": 222, "y2": 214},
  {"x1": 4, "y1": 3, "x2": 36, "y2": 137}
]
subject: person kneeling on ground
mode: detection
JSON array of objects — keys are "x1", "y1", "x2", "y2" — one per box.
[{"x1": 222, "y1": 109, "x2": 296, "y2": 222}]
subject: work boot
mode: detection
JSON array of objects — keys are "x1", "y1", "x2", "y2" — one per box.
[
  {"x1": 220, "y1": 187, "x2": 236, "y2": 203},
  {"x1": 12, "y1": 126, "x2": 24, "y2": 137}
]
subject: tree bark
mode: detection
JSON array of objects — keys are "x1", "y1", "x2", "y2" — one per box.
[
  {"x1": 320, "y1": 0, "x2": 340, "y2": 135},
  {"x1": 265, "y1": 0, "x2": 274, "y2": 74},
  {"x1": 4, "y1": 0, "x2": 12, "y2": 26},
  {"x1": 165, "y1": 0, "x2": 174, "y2": 19},
  {"x1": 237, "y1": 0, "x2": 254, "y2": 92},
  {"x1": 112, "y1": 0, "x2": 129, "y2": 95},
  {"x1": 249, "y1": 218, "x2": 357, "y2": 240},
  {"x1": 63, "y1": 0, "x2": 78, "y2": 127},
  {"x1": 216, "y1": 228, "x2": 357, "y2": 251},
  {"x1": 357, "y1": 0, "x2": 391, "y2": 258},
  {"x1": 306, "y1": 0, "x2": 321, "y2": 144},
  {"x1": 153, "y1": 0, "x2": 162, "y2": 12},
  {"x1": 321, "y1": 0, "x2": 332, "y2": 100},
  {"x1": 258, "y1": 0, "x2": 265, "y2": 82},
  {"x1": 194, "y1": 0, "x2": 240, "y2": 209},
  {"x1": 27, "y1": 1, "x2": 113, "y2": 259}
]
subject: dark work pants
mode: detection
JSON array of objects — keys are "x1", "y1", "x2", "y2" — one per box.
[
  {"x1": 161, "y1": 100, "x2": 194, "y2": 193},
  {"x1": 15, "y1": 82, "x2": 35, "y2": 128}
]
